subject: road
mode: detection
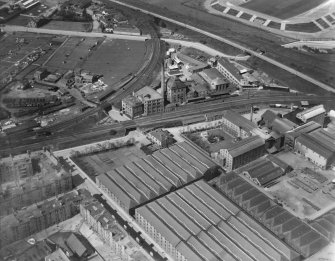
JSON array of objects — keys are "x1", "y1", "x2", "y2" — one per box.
[
  {"x1": 1, "y1": 25, "x2": 149, "y2": 41},
  {"x1": 108, "y1": 0, "x2": 335, "y2": 94},
  {"x1": 65, "y1": 157, "x2": 173, "y2": 261},
  {"x1": 1, "y1": 93, "x2": 333, "y2": 156}
]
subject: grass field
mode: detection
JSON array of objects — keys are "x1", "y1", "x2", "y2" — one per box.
[
  {"x1": 45, "y1": 37, "x2": 147, "y2": 86},
  {"x1": 119, "y1": 0, "x2": 335, "y2": 92},
  {"x1": 81, "y1": 39, "x2": 147, "y2": 87},
  {"x1": 42, "y1": 20, "x2": 93, "y2": 32},
  {"x1": 241, "y1": 0, "x2": 328, "y2": 19}
]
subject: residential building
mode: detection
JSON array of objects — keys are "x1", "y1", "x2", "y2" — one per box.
[
  {"x1": 80, "y1": 197, "x2": 130, "y2": 260},
  {"x1": 219, "y1": 135, "x2": 266, "y2": 171},
  {"x1": 0, "y1": 189, "x2": 90, "y2": 247},
  {"x1": 0, "y1": 153, "x2": 73, "y2": 216},
  {"x1": 135, "y1": 86, "x2": 164, "y2": 116},
  {"x1": 121, "y1": 95, "x2": 143, "y2": 119},
  {"x1": 216, "y1": 58, "x2": 243, "y2": 88},
  {"x1": 135, "y1": 179, "x2": 302, "y2": 261},
  {"x1": 199, "y1": 68, "x2": 232, "y2": 93},
  {"x1": 296, "y1": 105, "x2": 326, "y2": 126},
  {"x1": 147, "y1": 128, "x2": 176, "y2": 148},
  {"x1": 166, "y1": 77, "x2": 187, "y2": 103},
  {"x1": 295, "y1": 130, "x2": 335, "y2": 169}
]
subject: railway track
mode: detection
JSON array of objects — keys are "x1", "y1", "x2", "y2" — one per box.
[{"x1": 1, "y1": 94, "x2": 333, "y2": 156}]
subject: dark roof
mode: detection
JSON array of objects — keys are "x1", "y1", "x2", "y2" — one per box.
[
  {"x1": 296, "y1": 133, "x2": 335, "y2": 161},
  {"x1": 66, "y1": 234, "x2": 88, "y2": 257},
  {"x1": 225, "y1": 135, "x2": 265, "y2": 157},
  {"x1": 222, "y1": 110, "x2": 257, "y2": 133},
  {"x1": 167, "y1": 77, "x2": 186, "y2": 90}
]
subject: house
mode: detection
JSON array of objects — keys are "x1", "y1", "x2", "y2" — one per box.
[
  {"x1": 166, "y1": 77, "x2": 187, "y2": 104},
  {"x1": 147, "y1": 129, "x2": 176, "y2": 148}
]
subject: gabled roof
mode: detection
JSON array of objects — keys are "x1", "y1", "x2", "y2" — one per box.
[
  {"x1": 217, "y1": 58, "x2": 243, "y2": 81},
  {"x1": 66, "y1": 234, "x2": 88, "y2": 257},
  {"x1": 225, "y1": 135, "x2": 265, "y2": 157}
]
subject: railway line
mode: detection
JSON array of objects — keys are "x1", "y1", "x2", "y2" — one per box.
[{"x1": 1, "y1": 93, "x2": 333, "y2": 157}]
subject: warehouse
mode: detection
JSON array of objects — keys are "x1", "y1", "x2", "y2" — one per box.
[
  {"x1": 219, "y1": 135, "x2": 266, "y2": 171},
  {"x1": 135, "y1": 180, "x2": 301, "y2": 261},
  {"x1": 96, "y1": 141, "x2": 219, "y2": 213},
  {"x1": 217, "y1": 172, "x2": 329, "y2": 258},
  {"x1": 284, "y1": 121, "x2": 322, "y2": 149},
  {"x1": 295, "y1": 132, "x2": 335, "y2": 169},
  {"x1": 296, "y1": 105, "x2": 326, "y2": 126}
]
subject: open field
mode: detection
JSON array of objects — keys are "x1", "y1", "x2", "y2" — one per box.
[
  {"x1": 44, "y1": 37, "x2": 104, "y2": 72},
  {"x1": 81, "y1": 39, "x2": 147, "y2": 86},
  {"x1": 119, "y1": 0, "x2": 335, "y2": 92},
  {"x1": 42, "y1": 20, "x2": 93, "y2": 32},
  {"x1": 241, "y1": 0, "x2": 328, "y2": 19},
  {"x1": 44, "y1": 37, "x2": 147, "y2": 86}
]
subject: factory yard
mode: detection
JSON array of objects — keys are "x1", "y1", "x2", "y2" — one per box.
[
  {"x1": 240, "y1": 0, "x2": 329, "y2": 19},
  {"x1": 266, "y1": 151, "x2": 335, "y2": 219}
]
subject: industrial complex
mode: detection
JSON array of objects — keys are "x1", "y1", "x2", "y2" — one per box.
[{"x1": 0, "y1": 0, "x2": 334, "y2": 260}]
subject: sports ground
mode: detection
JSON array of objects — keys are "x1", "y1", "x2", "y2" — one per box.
[
  {"x1": 241, "y1": 0, "x2": 329, "y2": 19},
  {"x1": 45, "y1": 37, "x2": 147, "y2": 87}
]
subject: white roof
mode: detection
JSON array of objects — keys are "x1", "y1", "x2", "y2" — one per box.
[{"x1": 296, "y1": 105, "x2": 326, "y2": 122}]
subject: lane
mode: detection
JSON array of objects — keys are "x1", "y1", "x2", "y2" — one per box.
[{"x1": 107, "y1": 0, "x2": 335, "y2": 93}]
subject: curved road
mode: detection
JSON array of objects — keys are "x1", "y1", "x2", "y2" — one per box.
[{"x1": 108, "y1": 0, "x2": 335, "y2": 93}]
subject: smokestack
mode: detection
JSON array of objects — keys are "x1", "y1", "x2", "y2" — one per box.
[
  {"x1": 161, "y1": 62, "x2": 165, "y2": 96},
  {"x1": 250, "y1": 105, "x2": 253, "y2": 122}
]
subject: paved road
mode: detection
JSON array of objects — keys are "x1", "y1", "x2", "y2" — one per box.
[
  {"x1": 1, "y1": 25, "x2": 150, "y2": 41},
  {"x1": 66, "y1": 157, "x2": 172, "y2": 261},
  {"x1": 108, "y1": 0, "x2": 335, "y2": 93}
]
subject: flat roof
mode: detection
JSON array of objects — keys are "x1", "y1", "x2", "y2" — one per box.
[
  {"x1": 217, "y1": 58, "x2": 243, "y2": 81},
  {"x1": 135, "y1": 86, "x2": 162, "y2": 101}
]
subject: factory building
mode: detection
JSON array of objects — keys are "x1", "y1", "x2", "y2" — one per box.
[
  {"x1": 296, "y1": 105, "x2": 326, "y2": 126},
  {"x1": 217, "y1": 172, "x2": 329, "y2": 258},
  {"x1": 219, "y1": 135, "x2": 266, "y2": 171},
  {"x1": 135, "y1": 86, "x2": 164, "y2": 116},
  {"x1": 285, "y1": 121, "x2": 322, "y2": 149},
  {"x1": 295, "y1": 129, "x2": 335, "y2": 169},
  {"x1": 221, "y1": 110, "x2": 258, "y2": 139},
  {"x1": 166, "y1": 77, "x2": 187, "y2": 104},
  {"x1": 241, "y1": 155, "x2": 291, "y2": 187},
  {"x1": 216, "y1": 58, "x2": 243, "y2": 88},
  {"x1": 96, "y1": 141, "x2": 219, "y2": 213},
  {"x1": 199, "y1": 68, "x2": 232, "y2": 94},
  {"x1": 121, "y1": 95, "x2": 144, "y2": 119},
  {"x1": 135, "y1": 180, "x2": 302, "y2": 261}
]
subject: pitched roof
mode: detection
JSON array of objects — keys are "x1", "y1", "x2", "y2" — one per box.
[
  {"x1": 222, "y1": 110, "x2": 257, "y2": 133},
  {"x1": 225, "y1": 135, "x2": 265, "y2": 157},
  {"x1": 66, "y1": 234, "x2": 88, "y2": 257}
]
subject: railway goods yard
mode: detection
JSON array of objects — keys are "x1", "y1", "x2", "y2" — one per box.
[{"x1": 0, "y1": 0, "x2": 335, "y2": 261}]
